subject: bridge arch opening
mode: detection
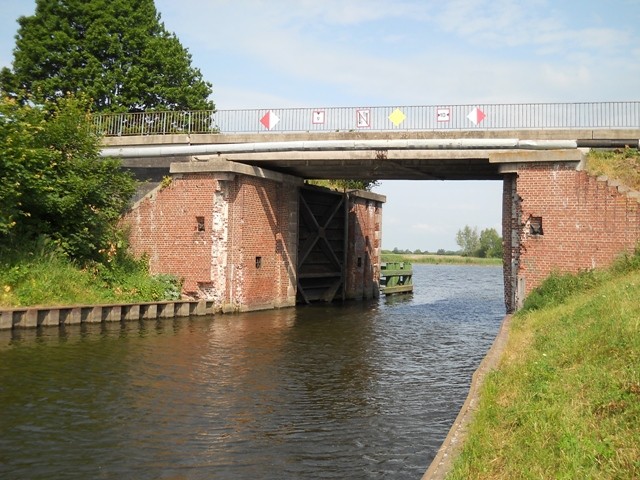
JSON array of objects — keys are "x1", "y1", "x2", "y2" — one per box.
[{"x1": 378, "y1": 180, "x2": 503, "y2": 257}]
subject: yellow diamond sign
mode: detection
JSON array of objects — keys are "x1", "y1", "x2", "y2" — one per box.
[{"x1": 388, "y1": 108, "x2": 406, "y2": 126}]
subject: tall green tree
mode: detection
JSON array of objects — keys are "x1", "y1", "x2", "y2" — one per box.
[
  {"x1": 0, "y1": 0, "x2": 213, "y2": 112},
  {"x1": 0, "y1": 94, "x2": 136, "y2": 261},
  {"x1": 478, "y1": 227, "x2": 503, "y2": 258},
  {"x1": 455, "y1": 225, "x2": 480, "y2": 256}
]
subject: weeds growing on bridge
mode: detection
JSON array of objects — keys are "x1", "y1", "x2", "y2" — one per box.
[
  {"x1": 586, "y1": 147, "x2": 640, "y2": 191},
  {"x1": 446, "y1": 247, "x2": 640, "y2": 479}
]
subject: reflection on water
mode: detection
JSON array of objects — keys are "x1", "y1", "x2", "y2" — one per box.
[{"x1": 0, "y1": 265, "x2": 504, "y2": 479}]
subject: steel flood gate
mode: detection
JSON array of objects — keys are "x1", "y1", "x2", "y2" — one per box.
[{"x1": 297, "y1": 186, "x2": 348, "y2": 303}]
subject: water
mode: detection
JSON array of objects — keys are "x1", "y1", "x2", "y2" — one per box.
[{"x1": 0, "y1": 264, "x2": 504, "y2": 479}]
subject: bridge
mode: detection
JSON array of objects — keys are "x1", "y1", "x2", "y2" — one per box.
[
  {"x1": 99, "y1": 101, "x2": 640, "y2": 180},
  {"x1": 97, "y1": 102, "x2": 640, "y2": 313}
]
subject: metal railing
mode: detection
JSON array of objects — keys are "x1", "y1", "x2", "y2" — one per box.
[
  {"x1": 92, "y1": 110, "x2": 217, "y2": 136},
  {"x1": 92, "y1": 101, "x2": 640, "y2": 136}
]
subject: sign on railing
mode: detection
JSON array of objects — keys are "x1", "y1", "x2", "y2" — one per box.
[{"x1": 92, "y1": 101, "x2": 640, "y2": 136}]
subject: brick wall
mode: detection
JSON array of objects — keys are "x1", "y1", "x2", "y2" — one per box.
[
  {"x1": 345, "y1": 193, "x2": 384, "y2": 300},
  {"x1": 224, "y1": 176, "x2": 298, "y2": 311},
  {"x1": 503, "y1": 164, "x2": 640, "y2": 311},
  {"x1": 123, "y1": 173, "x2": 216, "y2": 294},
  {"x1": 122, "y1": 172, "x2": 298, "y2": 312}
]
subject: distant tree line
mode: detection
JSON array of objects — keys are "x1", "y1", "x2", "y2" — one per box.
[
  {"x1": 383, "y1": 247, "x2": 460, "y2": 256},
  {"x1": 456, "y1": 225, "x2": 503, "y2": 258},
  {"x1": 383, "y1": 225, "x2": 503, "y2": 258}
]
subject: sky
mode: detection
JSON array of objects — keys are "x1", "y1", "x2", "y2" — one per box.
[{"x1": 2, "y1": 0, "x2": 640, "y2": 251}]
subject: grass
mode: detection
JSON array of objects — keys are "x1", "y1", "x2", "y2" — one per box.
[
  {"x1": 0, "y1": 238, "x2": 181, "y2": 308},
  {"x1": 446, "y1": 250, "x2": 640, "y2": 479},
  {"x1": 585, "y1": 147, "x2": 640, "y2": 191},
  {"x1": 381, "y1": 253, "x2": 502, "y2": 266}
]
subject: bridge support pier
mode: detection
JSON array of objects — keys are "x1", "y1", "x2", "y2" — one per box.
[
  {"x1": 495, "y1": 150, "x2": 640, "y2": 312},
  {"x1": 121, "y1": 159, "x2": 385, "y2": 313}
]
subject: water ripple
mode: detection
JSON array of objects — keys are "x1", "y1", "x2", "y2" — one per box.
[{"x1": 0, "y1": 264, "x2": 504, "y2": 479}]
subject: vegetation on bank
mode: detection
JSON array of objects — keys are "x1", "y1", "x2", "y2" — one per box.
[
  {"x1": 0, "y1": 0, "x2": 221, "y2": 308},
  {"x1": 0, "y1": 95, "x2": 136, "y2": 259},
  {"x1": 0, "y1": 238, "x2": 181, "y2": 308},
  {"x1": 0, "y1": 95, "x2": 181, "y2": 308},
  {"x1": 446, "y1": 248, "x2": 640, "y2": 479},
  {"x1": 381, "y1": 253, "x2": 502, "y2": 266}
]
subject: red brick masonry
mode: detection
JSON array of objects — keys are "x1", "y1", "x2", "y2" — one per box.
[
  {"x1": 122, "y1": 162, "x2": 385, "y2": 313},
  {"x1": 503, "y1": 165, "x2": 640, "y2": 311}
]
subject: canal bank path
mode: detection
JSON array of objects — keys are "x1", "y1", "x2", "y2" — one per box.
[{"x1": 422, "y1": 313, "x2": 513, "y2": 480}]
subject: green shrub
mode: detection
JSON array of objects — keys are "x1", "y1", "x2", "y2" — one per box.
[{"x1": 0, "y1": 95, "x2": 136, "y2": 263}]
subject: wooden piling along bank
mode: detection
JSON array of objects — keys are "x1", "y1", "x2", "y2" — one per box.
[
  {"x1": 0, "y1": 300, "x2": 216, "y2": 330},
  {"x1": 380, "y1": 262, "x2": 413, "y2": 295}
]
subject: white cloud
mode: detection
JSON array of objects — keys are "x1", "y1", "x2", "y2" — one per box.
[
  {"x1": 289, "y1": 0, "x2": 430, "y2": 25},
  {"x1": 411, "y1": 223, "x2": 447, "y2": 234},
  {"x1": 154, "y1": 0, "x2": 640, "y2": 108}
]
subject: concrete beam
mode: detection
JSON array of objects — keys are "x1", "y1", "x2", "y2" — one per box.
[
  {"x1": 103, "y1": 134, "x2": 191, "y2": 147},
  {"x1": 489, "y1": 149, "x2": 584, "y2": 164},
  {"x1": 348, "y1": 190, "x2": 387, "y2": 203},
  {"x1": 101, "y1": 129, "x2": 640, "y2": 147},
  {"x1": 170, "y1": 158, "x2": 304, "y2": 185},
  {"x1": 491, "y1": 149, "x2": 585, "y2": 174},
  {"x1": 102, "y1": 138, "x2": 587, "y2": 159},
  {"x1": 489, "y1": 149, "x2": 585, "y2": 173},
  {"x1": 220, "y1": 149, "x2": 498, "y2": 162}
]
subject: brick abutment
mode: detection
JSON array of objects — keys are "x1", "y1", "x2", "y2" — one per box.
[{"x1": 502, "y1": 164, "x2": 640, "y2": 312}]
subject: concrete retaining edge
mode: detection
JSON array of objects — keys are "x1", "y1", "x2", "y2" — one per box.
[
  {"x1": 422, "y1": 314, "x2": 513, "y2": 479},
  {"x1": 0, "y1": 299, "x2": 216, "y2": 330}
]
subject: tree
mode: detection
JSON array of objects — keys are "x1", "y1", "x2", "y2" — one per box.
[
  {"x1": 455, "y1": 225, "x2": 479, "y2": 256},
  {"x1": 0, "y1": 0, "x2": 213, "y2": 113},
  {"x1": 307, "y1": 178, "x2": 380, "y2": 192},
  {"x1": 478, "y1": 228, "x2": 503, "y2": 258},
  {"x1": 334, "y1": 179, "x2": 380, "y2": 191},
  {"x1": 0, "y1": 94, "x2": 137, "y2": 261}
]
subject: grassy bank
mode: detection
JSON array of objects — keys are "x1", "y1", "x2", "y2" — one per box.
[
  {"x1": 381, "y1": 253, "x2": 501, "y2": 266},
  {"x1": 0, "y1": 240, "x2": 181, "y2": 308},
  {"x1": 446, "y1": 252, "x2": 640, "y2": 479}
]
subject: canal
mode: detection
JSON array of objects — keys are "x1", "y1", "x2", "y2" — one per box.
[{"x1": 0, "y1": 264, "x2": 504, "y2": 479}]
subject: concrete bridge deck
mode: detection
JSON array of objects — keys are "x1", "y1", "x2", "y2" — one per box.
[{"x1": 101, "y1": 129, "x2": 640, "y2": 181}]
